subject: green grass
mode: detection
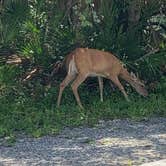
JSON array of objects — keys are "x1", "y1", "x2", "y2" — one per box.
[{"x1": 0, "y1": 79, "x2": 166, "y2": 139}]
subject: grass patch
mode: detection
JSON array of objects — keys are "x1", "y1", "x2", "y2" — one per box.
[
  {"x1": 0, "y1": 77, "x2": 166, "y2": 138},
  {"x1": 0, "y1": 73, "x2": 166, "y2": 137}
]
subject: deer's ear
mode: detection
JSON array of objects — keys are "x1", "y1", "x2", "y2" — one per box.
[
  {"x1": 138, "y1": 81, "x2": 145, "y2": 87},
  {"x1": 130, "y1": 72, "x2": 145, "y2": 87}
]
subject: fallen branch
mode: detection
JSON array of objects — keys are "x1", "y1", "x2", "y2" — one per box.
[
  {"x1": 22, "y1": 67, "x2": 42, "y2": 82},
  {"x1": 6, "y1": 54, "x2": 22, "y2": 64},
  {"x1": 135, "y1": 48, "x2": 159, "y2": 62}
]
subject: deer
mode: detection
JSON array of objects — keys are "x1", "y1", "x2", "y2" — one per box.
[{"x1": 57, "y1": 48, "x2": 148, "y2": 109}]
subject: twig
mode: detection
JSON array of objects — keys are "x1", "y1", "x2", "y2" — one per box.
[
  {"x1": 135, "y1": 48, "x2": 159, "y2": 62},
  {"x1": 23, "y1": 68, "x2": 39, "y2": 82},
  {"x1": 60, "y1": 1, "x2": 78, "y2": 25}
]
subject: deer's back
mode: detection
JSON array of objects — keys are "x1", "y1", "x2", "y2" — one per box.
[{"x1": 70, "y1": 48, "x2": 123, "y2": 76}]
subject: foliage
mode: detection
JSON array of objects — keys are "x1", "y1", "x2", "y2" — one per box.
[
  {"x1": 0, "y1": 0, "x2": 29, "y2": 48},
  {"x1": 0, "y1": 77, "x2": 166, "y2": 138},
  {"x1": 0, "y1": 0, "x2": 165, "y2": 139}
]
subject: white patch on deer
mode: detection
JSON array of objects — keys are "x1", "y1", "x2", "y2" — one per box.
[{"x1": 68, "y1": 56, "x2": 78, "y2": 75}]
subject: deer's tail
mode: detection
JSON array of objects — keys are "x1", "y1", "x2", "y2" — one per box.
[{"x1": 119, "y1": 68, "x2": 148, "y2": 97}]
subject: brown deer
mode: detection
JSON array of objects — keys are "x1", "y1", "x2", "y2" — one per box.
[{"x1": 57, "y1": 48, "x2": 148, "y2": 108}]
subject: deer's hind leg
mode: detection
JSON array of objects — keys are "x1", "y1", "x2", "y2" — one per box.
[
  {"x1": 71, "y1": 74, "x2": 87, "y2": 109},
  {"x1": 57, "y1": 73, "x2": 76, "y2": 107}
]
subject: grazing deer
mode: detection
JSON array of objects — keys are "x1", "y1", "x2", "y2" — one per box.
[{"x1": 57, "y1": 48, "x2": 148, "y2": 108}]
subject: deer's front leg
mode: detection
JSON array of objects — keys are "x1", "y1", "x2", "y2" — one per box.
[
  {"x1": 109, "y1": 75, "x2": 129, "y2": 101},
  {"x1": 98, "y1": 77, "x2": 104, "y2": 102}
]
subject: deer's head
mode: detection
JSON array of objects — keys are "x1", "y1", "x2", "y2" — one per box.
[{"x1": 130, "y1": 72, "x2": 148, "y2": 97}]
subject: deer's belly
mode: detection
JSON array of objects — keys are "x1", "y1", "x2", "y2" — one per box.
[{"x1": 88, "y1": 72, "x2": 106, "y2": 78}]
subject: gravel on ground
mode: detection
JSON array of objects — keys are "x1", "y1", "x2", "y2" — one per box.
[{"x1": 0, "y1": 118, "x2": 166, "y2": 166}]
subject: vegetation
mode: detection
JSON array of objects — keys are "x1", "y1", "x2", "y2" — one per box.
[{"x1": 0, "y1": 0, "x2": 165, "y2": 139}]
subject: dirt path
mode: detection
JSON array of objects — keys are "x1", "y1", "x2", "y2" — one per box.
[{"x1": 0, "y1": 118, "x2": 166, "y2": 166}]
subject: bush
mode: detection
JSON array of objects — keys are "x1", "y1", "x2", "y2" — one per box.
[{"x1": 0, "y1": 0, "x2": 165, "y2": 138}]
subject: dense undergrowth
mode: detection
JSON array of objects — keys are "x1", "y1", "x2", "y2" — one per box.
[
  {"x1": 0, "y1": 73, "x2": 166, "y2": 139},
  {"x1": 0, "y1": 1, "x2": 166, "y2": 140}
]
